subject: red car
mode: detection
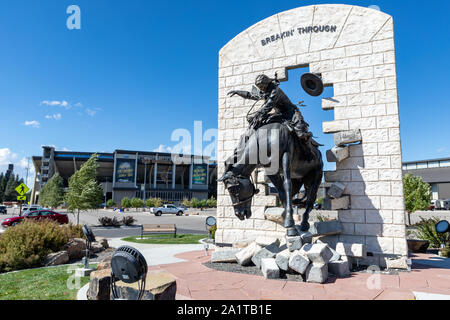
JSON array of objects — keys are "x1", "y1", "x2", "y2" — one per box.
[{"x1": 1, "y1": 210, "x2": 69, "y2": 227}]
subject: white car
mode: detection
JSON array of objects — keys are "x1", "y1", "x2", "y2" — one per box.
[
  {"x1": 21, "y1": 205, "x2": 43, "y2": 215},
  {"x1": 150, "y1": 204, "x2": 185, "y2": 216}
]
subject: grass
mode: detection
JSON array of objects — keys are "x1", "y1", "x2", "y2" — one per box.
[
  {"x1": 0, "y1": 264, "x2": 95, "y2": 300},
  {"x1": 122, "y1": 233, "x2": 206, "y2": 244}
]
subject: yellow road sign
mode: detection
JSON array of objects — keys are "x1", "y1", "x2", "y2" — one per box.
[
  {"x1": 17, "y1": 195, "x2": 26, "y2": 201},
  {"x1": 15, "y1": 183, "x2": 29, "y2": 196}
]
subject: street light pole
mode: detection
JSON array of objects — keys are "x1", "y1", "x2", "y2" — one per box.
[{"x1": 142, "y1": 157, "x2": 151, "y2": 204}]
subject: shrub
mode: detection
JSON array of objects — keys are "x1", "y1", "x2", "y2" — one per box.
[
  {"x1": 98, "y1": 216, "x2": 121, "y2": 227},
  {"x1": 209, "y1": 224, "x2": 217, "y2": 240},
  {"x1": 413, "y1": 217, "x2": 450, "y2": 248},
  {"x1": 62, "y1": 223, "x2": 85, "y2": 239},
  {"x1": 121, "y1": 197, "x2": 131, "y2": 210},
  {"x1": 121, "y1": 216, "x2": 136, "y2": 226},
  {"x1": 190, "y1": 198, "x2": 200, "y2": 208},
  {"x1": 106, "y1": 199, "x2": 116, "y2": 207},
  {"x1": 131, "y1": 197, "x2": 144, "y2": 211},
  {"x1": 145, "y1": 198, "x2": 155, "y2": 208},
  {"x1": 206, "y1": 197, "x2": 217, "y2": 208},
  {"x1": 0, "y1": 220, "x2": 70, "y2": 273},
  {"x1": 181, "y1": 198, "x2": 191, "y2": 208},
  {"x1": 440, "y1": 244, "x2": 450, "y2": 258}
]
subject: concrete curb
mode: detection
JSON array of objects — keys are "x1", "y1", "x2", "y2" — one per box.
[{"x1": 77, "y1": 283, "x2": 89, "y2": 300}]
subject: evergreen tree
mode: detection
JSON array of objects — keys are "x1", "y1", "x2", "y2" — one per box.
[
  {"x1": 65, "y1": 154, "x2": 103, "y2": 224},
  {"x1": 4, "y1": 174, "x2": 18, "y2": 201},
  {"x1": 0, "y1": 173, "x2": 4, "y2": 203},
  {"x1": 39, "y1": 173, "x2": 65, "y2": 209}
]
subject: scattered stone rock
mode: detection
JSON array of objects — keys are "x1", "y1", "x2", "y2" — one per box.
[
  {"x1": 95, "y1": 237, "x2": 109, "y2": 249},
  {"x1": 232, "y1": 241, "x2": 251, "y2": 249},
  {"x1": 328, "y1": 260, "x2": 350, "y2": 277},
  {"x1": 288, "y1": 251, "x2": 310, "y2": 275},
  {"x1": 264, "y1": 207, "x2": 285, "y2": 224},
  {"x1": 255, "y1": 236, "x2": 280, "y2": 247},
  {"x1": 90, "y1": 242, "x2": 104, "y2": 253},
  {"x1": 261, "y1": 258, "x2": 280, "y2": 279},
  {"x1": 113, "y1": 271, "x2": 177, "y2": 300},
  {"x1": 302, "y1": 243, "x2": 334, "y2": 264},
  {"x1": 327, "y1": 182, "x2": 346, "y2": 199},
  {"x1": 315, "y1": 239, "x2": 341, "y2": 262},
  {"x1": 211, "y1": 249, "x2": 240, "y2": 263},
  {"x1": 286, "y1": 236, "x2": 303, "y2": 252},
  {"x1": 62, "y1": 238, "x2": 86, "y2": 260},
  {"x1": 306, "y1": 263, "x2": 328, "y2": 283},
  {"x1": 251, "y1": 242, "x2": 280, "y2": 268},
  {"x1": 385, "y1": 257, "x2": 408, "y2": 270},
  {"x1": 322, "y1": 196, "x2": 350, "y2": 210},
  {"x1": 44, "y1": 251, "x2": 69, "y2": 266},
  {"x1": 333, "y1": 129, "x2": 362, "y2": 147},
  {"x1": 275, "y1": 248, "x2": 291, "y2": 271},
  {"x1": 88, "y1": 268, "x2": 111, "y2": 300},
  {"x1": 326, "y1": 146, "x2": 349, "y2": 163},
  {"x1": 309, "y1": 220, "x2": 343, "y2": 236},
  {"x1": 235, "y1": 242, "x2": 262, "y2": 266},
  {"x1": 335, "y1": 242, "x2": 366, "y2": 258}
]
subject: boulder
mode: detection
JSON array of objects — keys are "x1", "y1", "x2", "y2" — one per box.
[
  {"x1": 235, "y1": 242, "x2": 261, "y2": 266},
  {"x1": 90, "y1": 242, "x2": 104, "y2": 253},
  {"x1": 95, "y1": 237, "x2": 109, "y2": 249},
  {"x1": 113, "y1": 271, "x2": 176, "y2": 300},
  {"x1": 305, "y1": 264, "x2": 328, "y2": 284},
  {"x1": 251, "y1": 242, "x2": 280, "y2": 268},
  {"x1": 261, "y1": 258, "x2": 280, "y2": 279},
  {"x1": 61, "y1": 238, "x2": 86, "y2": 260},
  {"x1": 211, "y1": 249, "x2": 240, "y2": 263},
  {"x1": 328, "y1": 260, "x2": 350, "y2": 278},
  {"x1": 97, "y1": 256, "x2": 112, "y2": 270},
  {"x1": 275, "y1": 249, "x2": 291, "y2": 271},
  {"x1": 264, "y1": 207, "x2": 285, "y2": 224},
  {"x1": 87, "y1": 268, "x2": 111, "y2": 300},
  {"x1": 288, "y1": 250, "x2": 310, "y2": 275},
  {"x1": 44, "y1": 251, "x2": 69, "y2": 266}
]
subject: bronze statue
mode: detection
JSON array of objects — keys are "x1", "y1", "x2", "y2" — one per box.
[{"x1": 219, "y1": 74, "x2": 323, "y2": 236}]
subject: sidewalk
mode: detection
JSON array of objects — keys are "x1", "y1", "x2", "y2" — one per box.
[{"x1": 145, "y1": 251, "x2": 450, "y2": 300}]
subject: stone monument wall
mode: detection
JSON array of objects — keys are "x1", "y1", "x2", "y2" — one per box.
[{"x1": 216, "y1": 4, "x2": 407, "y2": 267}]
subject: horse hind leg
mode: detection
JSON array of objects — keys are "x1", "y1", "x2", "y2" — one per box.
[
  {"x1": 300, "y1": 170, "x2": 323, "y2": 232},
  {"x1": 282, "y1": 152, "x2": 298, "y2": 236}
]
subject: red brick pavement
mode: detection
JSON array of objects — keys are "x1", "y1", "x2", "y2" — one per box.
[{"x1": 148, "y1": 251, "x2": 450, "y2": 300}]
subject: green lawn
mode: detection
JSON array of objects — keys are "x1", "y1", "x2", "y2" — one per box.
[
  {"x1": 122, "y1": 233, "x2": 207, "y2": 244},
  {"x1": 0, "y1": 264, "x2": 94, "y2": 300}
]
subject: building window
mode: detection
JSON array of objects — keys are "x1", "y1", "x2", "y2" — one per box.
[
  {"x1": 428, "y1": 161, "x2": 439, "y2": 168},
  {"x1": 406, "y1": 163, "x2": 417, "y2": 170},
  {"x1": 440, "y1": 160, "x2": 450, "y2": 168},
  {"x1": 417, "y1": 162, "x2": 427, "y2": 169}
]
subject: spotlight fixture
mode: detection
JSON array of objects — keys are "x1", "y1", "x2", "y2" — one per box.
[
  {"x1": 436, "y1": 220, "x2": 449, "y2": 234},
  {"x1": 110, "y1": 245, "x2": 148, "y2": 300},
  {"x1": 82, "y1": 224, "x2": 96, "y2": 268}
]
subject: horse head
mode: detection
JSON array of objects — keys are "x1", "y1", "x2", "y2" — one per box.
[{"x1": 219, "y1": 173, "x2": 259, "y2": 221}]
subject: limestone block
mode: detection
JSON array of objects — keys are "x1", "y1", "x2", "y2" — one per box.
[
  {"x1": 333, "y1": 129, "x2": 362, "y2": 146},
  {"x1": 300, "y1": 243, "x2": 334, "y2": 264},
  {"x1": 275, "y1": 248, "x2": 291, "y2": 271},
  {"x1": 305, "y1": 263, "x2": 328, "y2": 284},
  {"x1": 309, "y1": 220, "x2": 343, "y2": 236},
  {"x1": 327, "y1": 182, "x2": 346, "y2": 199},
  {"x1": 385, "y1": 257, "x2": 408, "y2": 270},
  {"x1": 261, "y1": 258, "x2": 280, "y2": 279},
  {"x1": 323, "y1": 196, "x2": 350, "y2": 211},
  {"x1": 232, "y1": 241, "x2": 251, "y2": 249},
  {"x1": 88, "y1": 268, "x2": 111, "y2": 300},
  {"x1": 286, "y1": 235, "x2": 303, "y2": 252},
  {"x1": 288, "y1": 250, "x2": 310, "y2": 275},
  {"x1": 294, "y1": 230, "x2": 313, "y2": 244},
  {"x1": 255, "y1": 236, "x2": 280, "y2": 247},
  {"x1": 335, "y1": 242, "x2": 367, "y2": 258},
  {"x1": 326, "y1": 146, "x2": 349, "y2": 163},
  {"x1": 264, "y1": 207, "x2": 285, "y2": 224},
  {"x1": 323, "y1": 120, "x2": 350, "y2": 134},
  {"x1": 211, "y1": 249, "x2": 240, "y2": 263},
  {"x1": 235, "y1": 242, "x2": 262, "y2": 266},
  {"x1": 328, "y1": 260, "x2": 350, "y2": 277},
  {"x1": 251, "y1": 242, "x2": 281, "y2": 268}
]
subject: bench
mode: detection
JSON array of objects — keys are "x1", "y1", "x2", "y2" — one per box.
[{"x1": 140, "y1": 224, "x2": 177, "y2": 238}]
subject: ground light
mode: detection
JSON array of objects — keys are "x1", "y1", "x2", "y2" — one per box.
[
  {"x1": 204, "y1": 216, "x2": 217, "y2": 256},
  {"x1": 110, "y1": 246, "x2": 148, "y2": 300},
  {"x1": 76, "y1": 224, "x2": 97, "y2": 277},
  {"x1": 435, "y1": 220, "x2": 450, "y2": 251}
]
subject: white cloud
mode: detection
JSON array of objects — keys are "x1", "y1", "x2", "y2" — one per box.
[
  {"x1": 45, "y1": 113, "x2": 62, "y2": 120},
  {"x1": 85, "y1": 108, "x2": 97, "y2": 116},
  {"x1": 0, "y1": 148, "x2": 18, "y2": 166},
  {"x1": 154, "y1": 145, "x2": 173, "y2": 153},
  {"x1": 437, "y1": 147, "x2": 447, "y2": 153},
  {"x1": 24, "y1": 120, "x2": 40, "y2": 128},
  {"x1": 74, "y1": 102, "x2": 83, "y2": 108},
  {"x1": 41, "y1": 100, "x2": 70, "y2": 109}
]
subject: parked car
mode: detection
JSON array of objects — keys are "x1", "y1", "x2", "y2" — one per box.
[
  {"x1": 21, "y1": 205, "x2": 43, "y2": 215},
  {"x1": 430, "y1": 200, "x2": 436, "y2": 211},
  {"x1": 150, "y1": 204, "x2": 185, "y2": 216},
  {"x1": 444, "y1": 199, "x2": 450, "y2": 211},
  {"x1": 0, "y1": 206, "x2": 6, "y2": 214},
  {"x1": 1, "y1": 210, "x2": 69, "y2": 227}
]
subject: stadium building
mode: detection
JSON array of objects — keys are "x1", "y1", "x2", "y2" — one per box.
[{"x1": 31, "y1": 146, "x2": 217, "y2": 205}]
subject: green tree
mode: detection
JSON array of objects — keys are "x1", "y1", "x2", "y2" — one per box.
[
  {"x1": 0, "y1": 173, "x2": 4, "y2": 203},
  {"x1": 154, "y1": 198, "x2": 163, "y2": 208},
  {"x1": 131, "y1": 197, "x2": 144, "y2": 211},
  {"x1": 4, "y1": 174, "x2": 19, "y2": 202},
  {"x1": 121, "y1": 197, "x2": 131, "y2": 210},
  {"x1": 181, "y1": 198, "x2": 191, "y2": 208},
  {"x1": 206, "y1": 196, "x2": 217, "y2": 208},
  {"x1": 145, "y1": 198, "x2": 155, "y2": 208},
  {"x1": 403, "y1": 174, "x2": 432, "y2": 225},
  {"x1": 106, "y1": 199, "x2": 116, "y2": 207},
  {"x1": 39, "y1": 173, "x2": 65, "y2": 209},
  {"x1": 65, "y1": 154, "x2": 103, "y2": 224},
  {"x1": 190, "y1": 198, "x2": 200, "y2": 208}
]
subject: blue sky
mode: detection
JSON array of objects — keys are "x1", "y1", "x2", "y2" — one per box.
[{"x1": 0, "y1": 0, "x2": 449, "y2": 184}]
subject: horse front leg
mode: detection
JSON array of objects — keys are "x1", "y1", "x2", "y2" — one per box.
[
  {"x1": 300, "y1": 169, "x2": 323, "y2": 231},
  {"x1": 282, "y1": 152, "x2": 298, "y2": 236}
]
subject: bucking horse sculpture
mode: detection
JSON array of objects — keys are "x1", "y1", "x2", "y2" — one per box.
[{"x1": 218, "y1": 73, "x2": 324, "y2": 237}]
